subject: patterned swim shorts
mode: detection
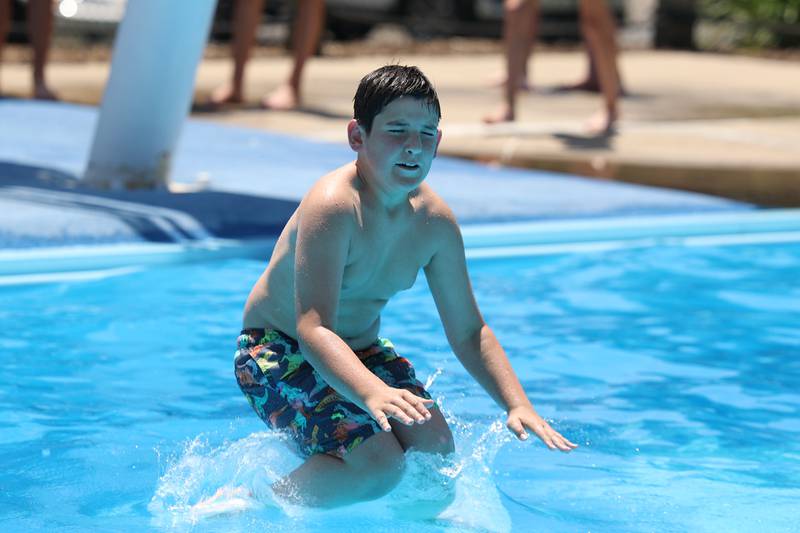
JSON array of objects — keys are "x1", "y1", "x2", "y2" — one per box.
[{"x1": 234, "y1": 328, "x2": 432, "y2": 458}]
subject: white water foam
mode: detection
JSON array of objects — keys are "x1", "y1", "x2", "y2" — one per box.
[{"x1": 150, "y1": 402, "x2": 515, "y2": 532}]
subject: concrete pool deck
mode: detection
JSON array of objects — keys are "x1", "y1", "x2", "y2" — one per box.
[{"x1": 2, "y1": 48, "x2": 799, "y2": 205}]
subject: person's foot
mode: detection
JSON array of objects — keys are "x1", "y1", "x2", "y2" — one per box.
[
  {"x1": 207, "y1": 83, "x2": 244, "y2": 109},
  {"x1": 584, "y1": 108, "x2": 618, "y2": 136},
  {"x1": 482, "y1": 105, "x2": 515, "y2": 124},
  {"x1": 190, "y1": 486, "x2": 256, "y2": 518},
  {"x1": 33, "y1": 83, "x2": 59, "y2": 101},
  {"x1": 261, "y1": 84, "x2": 300, "y2": 111}
]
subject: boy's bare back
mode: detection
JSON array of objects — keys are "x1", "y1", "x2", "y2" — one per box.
[{"x1": 243, "y1": 161, "x2": 455, "y2": 350}]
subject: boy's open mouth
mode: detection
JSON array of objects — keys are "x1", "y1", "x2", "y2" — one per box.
[{"x1": 396, "y1": 162, "x2": 420, "y2": 169}]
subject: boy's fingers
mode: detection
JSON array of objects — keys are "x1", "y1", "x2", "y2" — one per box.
[
  {"x1": 540, "y1": 427, "x2": 577, "y2": 452},
  {"x1": 556, "y1": 434, "x2": 577, "y2": 450},
  {"x1": 507, "y1": 418, "x2": 527, "y2": 440},
  {"x1": 521, "y1": 419, "x2": 558, "y2": 449},
  {"x1": 395, "y1": 401, "x2": 424, "y2": 424},
  {"x1": 402, "y1": 391, "x2": 432, "y2": 420},
  {"x1": 515, "y1": 414, "x2": 578, "y2": 451},
  {"x1": 536, "y1": 429, "x2": 557, "y2": 449},
  {"x1": 545, "y1": 427, "x2": 577, "y2": 450},
  {"x1": 373, "y1": 412, "x2": 392, "y2": 432},
  {"x1": 387, "y1": 405, "x2": 415, "y2": 426},
  {"x1": 403, "y1": 389, "x2": 434, "y2": 405},
  {"x1": 553, "y1": 436, "x2": 572, "y2": 451}
]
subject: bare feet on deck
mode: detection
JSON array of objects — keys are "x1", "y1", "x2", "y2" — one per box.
[
  {"x1": 584, "y1": 108, "x2": 617, "y2": 136},
  {"x1": 482, "y1": 105, "x2": 515, "y2": 124},
  {"x1": 261, "y1": 84, "x2": 300, "y2": 111},
  {"x1": 33, "y1": 83, "x2": 58, "y2": 101},
  {"x1": 207, "y1": 83, "x2": 244, "y2": 109}
]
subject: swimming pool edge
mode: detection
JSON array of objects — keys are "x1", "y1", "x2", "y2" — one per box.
[{"x1": 3, "y1": 208, "x2": 800, "y2": 284}]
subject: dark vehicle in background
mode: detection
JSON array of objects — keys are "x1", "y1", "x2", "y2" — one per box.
[
  {"x1": 325, "y1": 0, "x2": 626, "y2": 41},
  {"x1": 7, "y1": 0, "x2": 126, "y2": 41},
  {"x1": 8, "y1": 0, "x2": 624, "y2": 44}
]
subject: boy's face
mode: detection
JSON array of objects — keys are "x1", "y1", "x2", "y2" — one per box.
[{"x1": 349, "y1": 96, "x2": 441, "y2": 194}]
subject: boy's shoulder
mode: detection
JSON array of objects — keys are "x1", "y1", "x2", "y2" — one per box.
[
  {"x1": 298, "y1": 164, "x2": 459, "y2": 235},
  {"x1": 415, "y1": 183, "x2": 458, "y2": 227},
  {"x1": 300, "y1": 164, "x2": 360, "y2": 217}
]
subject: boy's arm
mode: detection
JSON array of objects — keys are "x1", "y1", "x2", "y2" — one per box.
[
  {"x1": 294, "y1": 191, "x2": 433, "y2": 431},
  {"x1": 423, "y1": 213, "x2": 577, "y2": 452}
]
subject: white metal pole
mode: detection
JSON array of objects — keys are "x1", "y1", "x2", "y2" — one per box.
[{"x1": 83, "y1": 0, "x2": 216, "y2": 190}]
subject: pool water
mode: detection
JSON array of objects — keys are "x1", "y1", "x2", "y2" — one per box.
[{"x1": 1, "y1": 238, "x2": 799, "y2": 531}]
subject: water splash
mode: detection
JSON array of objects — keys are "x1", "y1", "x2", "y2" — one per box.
[
  {"x1": 148, "y1": 431, "x2": 302, "y2": 528},
  {"x1": 435, "y1": 419, "x2": 515, "y2": 532},
  {"x1": 150, "y1": 405, "x2": 516, "y2": 531},
  {"x1": 425, "y1": 367, "x2": 443, "y2": 389}
]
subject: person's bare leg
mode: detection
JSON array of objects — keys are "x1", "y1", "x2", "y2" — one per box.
[
  {"x1": 556, "y1": 40, "x2": 625, "y2": 94},
  {"x1": 0, "y1": 0, "x2": 10, "y2": 95},
  {"x1": 554, "y1": 47, "x2": 600, "y2": 93},
  {"x1": 484, "y1": 0, "x2": 538, "y2": 124},
  {"x1": 388, "y1": 407, "x2": 456, "y2": 518},
  {"x1": 193, "y1": 431, "x2": 406, "y2": 513},
  {"x1": 28, "y1": 0, "x2": 57, "y2": 100},
  {"x1": 272, "y1": 430, "x2": 406, "y2": 507},
  {"x1": 261, "y1": 0, "x2": 324, "y2": 110},
  {"x1": 579, "y1": 0, "x2": 620, "y2": 134},
  {"x1": 209, "y1": 0, "x2": 265, "y2": 106},
  {"x1": 491, "y1": 6, "x2": 538, "y2": 91}
]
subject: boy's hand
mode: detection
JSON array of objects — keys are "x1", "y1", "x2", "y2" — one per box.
[
  {"x1": 363, "y1": 386, "x2": 434, "y2": 432},
  {"x1": 506, "y1": 405, "x2": 578, "y2": 452}
]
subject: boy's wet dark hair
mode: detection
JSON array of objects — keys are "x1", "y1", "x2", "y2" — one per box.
[{"x1": 353, "y1": 65, "x2": 441, "y2": 134}]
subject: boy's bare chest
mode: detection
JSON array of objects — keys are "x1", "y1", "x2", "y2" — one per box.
[{"x1": 341, "y1": 224, "x2": 431, "y2": 299}]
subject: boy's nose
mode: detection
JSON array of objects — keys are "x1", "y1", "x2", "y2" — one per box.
[{"x1": 405, "y1": 135, "x2": 422, "y2": 155}]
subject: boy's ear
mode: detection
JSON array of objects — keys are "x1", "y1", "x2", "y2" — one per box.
[
  {"x1": 347, "y1": 119, "x2": 364, "y2": 152},
  {"x1": 434, "y1": 129, "x2": 442, "y2": 158}
]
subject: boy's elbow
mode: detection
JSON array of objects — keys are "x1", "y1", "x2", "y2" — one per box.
[
  {"x1": 448, "y1": 322, "x2": 487, "y2": 355},
  {"x1": 295, "y1": 313, "x2": 326, "y2": 342}
]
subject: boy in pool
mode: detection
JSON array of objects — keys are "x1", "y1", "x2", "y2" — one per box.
[{"x1": 233, "y1": 65, "x2": 576, "y2": 509}]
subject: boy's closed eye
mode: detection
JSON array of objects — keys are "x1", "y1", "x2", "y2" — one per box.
[{"x1": 387, "y1": 129, "x2": 436, "y2": 137}]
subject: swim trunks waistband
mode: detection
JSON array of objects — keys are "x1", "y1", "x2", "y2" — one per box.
[{"x1": 239, "y1": 327, "x2": 388, "y2": 361}]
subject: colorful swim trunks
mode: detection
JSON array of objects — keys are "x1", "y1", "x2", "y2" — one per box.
[{"x1": 234, "y1": 328, "x2": 432, "y2": 458}]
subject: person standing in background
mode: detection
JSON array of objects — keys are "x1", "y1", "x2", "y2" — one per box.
[
  {"x1": 0, "y1": 0, "x2": 58, "y2": 100},
  {"x1": 484, "y1": 0, "x2": 622, "y2": 135},
  {"x1": 208, "y1": 0, "x2": 325, "y2": 110}
]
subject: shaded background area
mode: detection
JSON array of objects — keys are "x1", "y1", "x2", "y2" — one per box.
[{"x1": 5, "y1": 0, "x2": 799, "y2": 53}]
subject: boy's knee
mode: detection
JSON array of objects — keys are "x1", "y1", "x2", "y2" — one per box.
[
  {"x1": 364, "y1": 452, "x2": 406, "y2": 500},
  {"x1": 415, "y1": 431, "x2": 455, "y2": 457},
  {"x1": 344, "y1": 432, "x2": 406, "y2": 501},
  {"x1": 392, "y1": 407, "x2": 455, "y2": 456}
]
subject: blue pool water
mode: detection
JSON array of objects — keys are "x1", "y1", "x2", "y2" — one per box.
[{"x1": 2, "y1": 236, "x2": 799, "y2": 531}]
